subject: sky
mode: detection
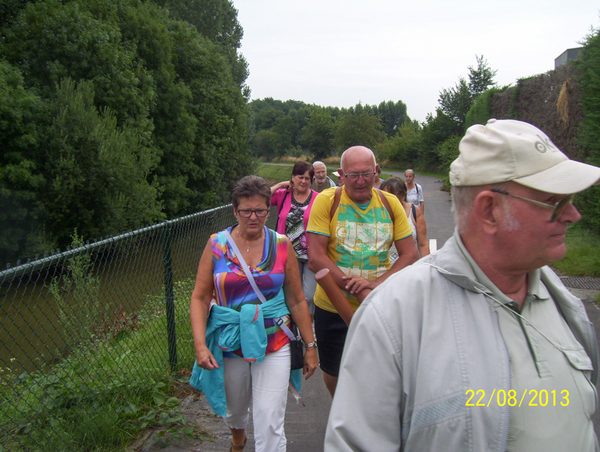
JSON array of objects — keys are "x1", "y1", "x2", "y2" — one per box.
[{"x1": 231, "y1": 0, "x2": 599, "y2": 123}]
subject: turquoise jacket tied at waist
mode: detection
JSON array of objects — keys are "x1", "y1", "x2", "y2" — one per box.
[{"x1": 189, "y1": 289, "x2": 301, "y2": 417}]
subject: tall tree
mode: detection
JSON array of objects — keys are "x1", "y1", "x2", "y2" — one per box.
[
  {"x1": 333, "y1": 110, "x2": 385, "y2": 151},
  {"x1": 0, "y1": 60, "x2": 48, "y2": 264},
  {"x1": 438, "y1": 55, "x2": 497, "y2": 129},
  {"x1": 0, "y1": 0, "x2": 252, "y2": 262},
  {"x1": 300, "y1": 108, "x2": 335, "y2": 159}
]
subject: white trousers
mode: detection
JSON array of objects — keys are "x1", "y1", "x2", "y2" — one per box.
[{"x1": 223, "y1": 344, "x2": 291, "y2": 452}]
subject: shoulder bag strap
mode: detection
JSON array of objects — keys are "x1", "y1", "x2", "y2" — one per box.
[{"x1": 223, "y1": 229, "x2": 298, "y2": 341}]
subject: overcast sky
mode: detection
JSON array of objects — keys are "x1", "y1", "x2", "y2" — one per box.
[{"x1": 232, "y1": 0, "x2": 599, "y2": 123}]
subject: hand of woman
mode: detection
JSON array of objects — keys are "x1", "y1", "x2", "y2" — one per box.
[
  {"x1": 195, "y1": 344, "x2": 220, "y2": 370},
  {"x1": 303, "y1": 346, "x2": 319, "y2": 379},
  {"x1": 271, "y1": 180, "x2": 292, "y2": 194}
]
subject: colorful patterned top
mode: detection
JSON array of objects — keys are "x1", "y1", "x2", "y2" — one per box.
[
  {"x1": 307, "y1": 187, "x2": 413, "y2": 313},
  {"x1": 211, "y1": 225, "x2": 291, "y2": 358}
]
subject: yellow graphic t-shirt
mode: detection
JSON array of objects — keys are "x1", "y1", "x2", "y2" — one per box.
[{"x1": 307, "y1": 187, "x2": 413, "y2": 312}]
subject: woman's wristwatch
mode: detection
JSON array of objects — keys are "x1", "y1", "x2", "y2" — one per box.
[{"x1": 305, "y1": 341, "x2": 317, "y2": 349}]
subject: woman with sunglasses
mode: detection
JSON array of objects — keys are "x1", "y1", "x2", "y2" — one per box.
[
  {"x1": 270, "y1": 161, "x2": 318, "y2": 320},
  {"x1": 190, "y1": 175, "x2": 318, "y2": 452}
]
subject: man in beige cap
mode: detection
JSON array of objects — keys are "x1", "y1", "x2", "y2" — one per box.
[{"x1": 325, "y1": 119, "x2": 600, "y2": 452}]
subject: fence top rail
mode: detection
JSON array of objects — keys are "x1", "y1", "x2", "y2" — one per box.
[{"x1": 0, "y1": 204, "x2": 233, "y2": 281}]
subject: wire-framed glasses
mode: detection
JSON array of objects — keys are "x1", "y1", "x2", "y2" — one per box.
[
  {"x1": 490, "y1": 188, "x2": 574, "y2": 222},
  {"x1": 343, "y1": 171, "x2": 376, "y2": 181}
]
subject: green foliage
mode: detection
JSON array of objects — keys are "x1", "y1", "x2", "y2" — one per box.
[
  {"x1": 50, "y1": 231, "x2": 109, "y2": 349},
  {"x1": 434, "y1": 135, "x2": 462, "y2": 189},
  {"x1": 465, "y1": 87, "x2": 505, "y2": 129},
  {"x1": 438, "y1": 55, "x2": 497, "y2": 130},
  {"x1": 551, "y1": 226, "x2": 600, "y2": 277},
  {"x1": 249, "y1": 98, "x2": 408, "y2": 160},
  {"x1": 575, "y1": 27, "x2": 600, "y2": 231},
  {"x1": 418, "y1": 109, "x2": 463, "y2": 168},
  {"x1": 375, "y1": 121, "x2": 421, "y2": 166},
  {"x1": 374, "y1": 100, "x2": 410, "y2": 136},
  {"x1": 300, "y1": 108, "x2": 335, "y2": 159},
  {"x1": 0, "y1": 0, "x2": 251, "y2": 264},
  {"x1": 333, "y1": 109, "x2": 385, "y2": 151},
  {"x1": 3, "y1": 277, "x2": 199, "y2": 451},
  {"x1": 0, "y1": 60, "x2": 50, "y2": 263}
]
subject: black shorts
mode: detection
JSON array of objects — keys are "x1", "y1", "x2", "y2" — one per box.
[{"x1": 314, "y1": 305, "x2": 348, "y2": 377}]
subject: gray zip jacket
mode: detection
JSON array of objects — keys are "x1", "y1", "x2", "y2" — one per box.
[{"x1": 325, "y1": 232, "x2": 599, "y2": 452}]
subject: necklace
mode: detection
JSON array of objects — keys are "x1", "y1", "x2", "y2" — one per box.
[{"x1": 237, "y1": 228, "x2": 263, "y2": 253}]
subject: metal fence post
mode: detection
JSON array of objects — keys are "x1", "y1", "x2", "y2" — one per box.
[{"x1": 163, "y1": 221, "x2": 177, "y2": 370}]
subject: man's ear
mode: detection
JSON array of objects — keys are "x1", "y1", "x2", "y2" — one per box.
[{"x1": 473, "y1": 190, "x2": 501, "y2": 234}]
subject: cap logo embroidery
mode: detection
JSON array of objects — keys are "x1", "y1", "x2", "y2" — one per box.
[{"x1": 534, "y1": 135, "x2": 557, "y2": 154}]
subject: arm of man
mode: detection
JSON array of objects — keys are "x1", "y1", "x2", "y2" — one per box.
[
  {"x1": 308, "y1": 232, "x2": 351, "y2": 290},
  {"x1": 306, "y1": 188, "x2": 355, "y2": 297},
  {"x1": 325, "y1": 297, "x2": 403, "y2": 451},
  {"x1": 343, "y1": 194, "x2": 418, "y2": 299}
]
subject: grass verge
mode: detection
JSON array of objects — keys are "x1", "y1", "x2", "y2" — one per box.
[{"x1": 0, "y1": 279, "x2": 198, "y2": 452}]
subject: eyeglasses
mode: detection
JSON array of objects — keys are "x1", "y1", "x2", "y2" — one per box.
[
  {"x1": 236, "y1": 209, "x2": 269, "y2": 218},
  {"x1": 343, "y1": 171, "x2": 376, "y2": 181},
  {"x1": 490, "y1": 188, "x2": 574, "y2": 222}
]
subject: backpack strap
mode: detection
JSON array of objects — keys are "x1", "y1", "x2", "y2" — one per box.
[
  {"x1": 329, "y1": 187, "x2": 343, "y2": 219},
  {"x1": 329, "y1": 187, "x2": 395, "y2": 223},
  {"x1": 411, "y1": 204, "x2": 417, "y2": 222},
  {"x1": 377, "y1": 190, "x2": 395, "y2": 223}
]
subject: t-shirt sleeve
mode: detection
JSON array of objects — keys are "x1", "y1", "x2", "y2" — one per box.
[{"x1": 307, "y1": 189, "x2": 336, "y2": 236}]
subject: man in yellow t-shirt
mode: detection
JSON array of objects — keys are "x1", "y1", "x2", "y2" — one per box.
[{"x1": 307, "y1": 146, "x2": 418, "y2": 396}]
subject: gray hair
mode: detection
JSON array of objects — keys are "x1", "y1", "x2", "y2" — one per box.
[
  {"x1": 313, "y1": 161, "x2": 326, "y2": 168},
  {"x1": 451, "y1": 182, "x2": 514, "y2": 232}
]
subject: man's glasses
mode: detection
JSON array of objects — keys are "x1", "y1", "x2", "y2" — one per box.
[
  {"x1": 237, "y1": 209, "x2": 269, "y2": 218},
  {"x1": 490, "y1": 189, "x2": 574, "y2": 222},
  {"x1": 343, "y1": 171, "x2": 376, "y2": 181}
]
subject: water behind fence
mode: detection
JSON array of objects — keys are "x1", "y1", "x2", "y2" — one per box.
[{"x1": 0, "y1": 204, "x2": 276, "y2": 451}]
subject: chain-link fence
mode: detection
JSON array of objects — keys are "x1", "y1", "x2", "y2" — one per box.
[{"x1": 0, "y1": 204, "x2": 276, "y2": 451}]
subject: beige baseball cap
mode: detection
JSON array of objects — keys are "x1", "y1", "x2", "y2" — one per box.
[
  {"x1": 450, "y1": 118, "x2": 600, "y2": 194},
  {"x1": 332, "y1": 171, "x2": 341, "y2": 177}
]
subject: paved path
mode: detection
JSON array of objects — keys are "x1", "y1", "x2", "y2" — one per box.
[{"x1": 134, "y1": 172, "x2": 600, "y2": 452}]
